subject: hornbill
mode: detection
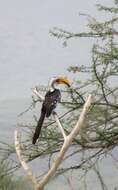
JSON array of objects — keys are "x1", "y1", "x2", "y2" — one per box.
[{"x1": 32, "y1": 76, "x2": 71, "y2": 144}]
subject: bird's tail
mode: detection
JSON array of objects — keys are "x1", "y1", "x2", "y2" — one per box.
[{"x1": 32, "y1": 111, "x2": 45, "y2": 144}]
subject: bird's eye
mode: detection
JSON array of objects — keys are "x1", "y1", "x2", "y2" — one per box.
[{"x1": 55, "y1": 79, "x2": 59, "y2": 83}]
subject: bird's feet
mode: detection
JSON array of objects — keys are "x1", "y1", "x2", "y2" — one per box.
[{"x1": 52, "y1": 111, "x2": 57, "y2": 116}]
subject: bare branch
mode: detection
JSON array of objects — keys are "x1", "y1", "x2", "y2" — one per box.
[
  {"x1": 14, "y1": 128, "x2": 38, "y2": 190},
  {"x1": 14, "y1": 94, "x2": 92, "y2": 190},
  {"x1": 37, "y1": 94, "x2": 92, "y2": 189},
  {"x1": 53, "y1": 112, "x2": 67, "y2": 140}
]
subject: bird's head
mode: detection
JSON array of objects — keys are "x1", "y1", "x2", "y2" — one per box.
[{"x1": 49, "y1": 76, "x2": 71, "y2": 91}]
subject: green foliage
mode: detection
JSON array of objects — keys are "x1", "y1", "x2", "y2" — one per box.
[
  {"x1": 96, "y1": 3, "x2": 118, "y2": 13},
  {"x1": 0, "y1": 160, "x2": 32, "y2": 190}
]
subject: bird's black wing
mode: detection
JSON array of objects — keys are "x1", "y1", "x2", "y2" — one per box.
[
  {"x1": 44, "y1": 89, "x2": 61, "y2": 117},
  {"x1": 32, "y1": 89, "x2": 61, "y2": 144}
]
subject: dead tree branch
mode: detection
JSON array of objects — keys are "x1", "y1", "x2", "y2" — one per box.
[{"x1": 14, "y1": 88, "x2": 92, "y2": 190}]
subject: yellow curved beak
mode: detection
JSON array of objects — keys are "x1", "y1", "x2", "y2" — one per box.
[{"x1": 56, "y1": 77, "x2": 71, "y2": 87}]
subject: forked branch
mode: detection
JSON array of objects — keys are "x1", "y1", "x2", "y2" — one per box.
[{"x1": 14, "y1": 88, "x2": 92, "y2": 190}]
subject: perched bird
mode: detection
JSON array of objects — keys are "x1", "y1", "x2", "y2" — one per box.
[{"x1": 32, "y1": 76, "x2": 71, "y2": 144}]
